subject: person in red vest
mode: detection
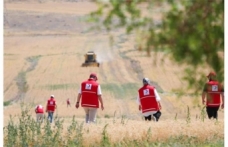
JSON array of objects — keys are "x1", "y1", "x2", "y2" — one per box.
[
  {"x1": 137, "y1": 78, "x2": 162, "y2": 122},
  {"x1": 202, "y1": 72, "x2": 224, "y2": 119},
  {"x1": 46, "y1": 95, "x2": 57, "y2": 123},
  {"x1": 75, "y1": 73, "x2": 104, "y2": 123},
  {"x1": 67, "y1": 98, "x2": 71, "y2": 107},
  {"x1": 35, "y1": 104, "x2": 44, "y2": 123}
]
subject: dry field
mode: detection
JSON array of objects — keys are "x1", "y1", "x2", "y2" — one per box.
[{"x1": 3, "y1": 0, "x2": 224, "y2": 145}]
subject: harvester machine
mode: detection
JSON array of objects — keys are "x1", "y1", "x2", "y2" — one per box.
[{"x1": 81, "y1": 51, "x2": 100, "y2": 67}]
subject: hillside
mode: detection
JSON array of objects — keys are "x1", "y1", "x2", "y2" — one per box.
[{"x1": 3, "y1": 1, "x2": 224, "y2": 125}]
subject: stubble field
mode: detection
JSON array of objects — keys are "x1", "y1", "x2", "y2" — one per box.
[{"x1": 3, "y1": 1, "x2": 224, "y2": 146}]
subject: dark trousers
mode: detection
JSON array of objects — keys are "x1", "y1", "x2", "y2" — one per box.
[
  {"x1": 144, "y1": 111, "x2": 162, "y2": 121},
  {"x1": 206, "y1": 106, "x2": 219, "y2": 119}
]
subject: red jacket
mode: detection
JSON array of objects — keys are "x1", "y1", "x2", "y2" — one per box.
[
  {"x1": 81, "y1": 79, "x2": 99, "y2": 108},
  {"x1": 47, "y1": 98, "x2": 56, "y2": 112},
  {"x1": 35, "y1": 105, "x2": 44, "y2": 114},
  {"x1": 204, "y1": 80, "x2": 223, "y2": 107},
  {"x1": 67, "y1": 99, "x2": 70, "y2": 104},
  {"x1": 138, "y1": 84, "x2": 159, "y2": 113}
]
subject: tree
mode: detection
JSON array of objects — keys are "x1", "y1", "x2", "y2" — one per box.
[{"x1": 88, "y1": 0, "x2": 224, "y2": 93}]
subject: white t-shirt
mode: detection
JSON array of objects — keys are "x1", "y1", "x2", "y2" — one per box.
[
  {"x1": 78, "y1": 85, "x2": 102, "y2": 95},
  {"x1": 137, "y1": 89, "x2": 161, "y2": 116}
]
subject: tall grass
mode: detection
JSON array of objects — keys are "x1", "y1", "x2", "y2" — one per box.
[{"x1": 4, "y1": 105, "x2": 224, "y2": 147}]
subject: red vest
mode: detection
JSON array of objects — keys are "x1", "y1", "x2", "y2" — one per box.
[
  {"x1": 36, "y1": 105, "x2": 44, "y2": 113},
  {"x1": 81, "y1": 79, "x2": 99, "y2": 108},
  {"x1": 138, "y1": 85, "x2": 159, "y2": 113},
  {"x1": 205, "y1": 81, "x2": 222, "y2": 107},
  {"x1": 47, "y1": 99, "x2": 56, "y2": 112}
]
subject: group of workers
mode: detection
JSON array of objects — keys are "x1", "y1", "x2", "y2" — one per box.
[
  {"x1": 35, "y1": 95, "x2": 57, "y2": 123},
  {"x1": 35, "y1": 72, "x2": 224, "y2": 123}
]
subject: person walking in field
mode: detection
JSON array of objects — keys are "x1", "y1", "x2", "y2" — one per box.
[
  {"x1": 202, "y1": 72, "x2": 224, "y2": 119},
  {"x1": 67, "y1": 98, "x2": 71, "y2": 107},
  {"x1": 137, "y1": 78, "x2": 162, "y2": 122},
  {"x1": 75, "y1": 73, "x2": 104, "y2": 123},
  {"x1": 46, "y1": 95, "x2": 57, "y2": 123},
  {"x1": 35, "y1": 104, "x2": 44, "y2": 123}
]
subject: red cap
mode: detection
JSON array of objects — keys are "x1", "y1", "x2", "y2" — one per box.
[
  {"x1": 207, "y1": 72, "x2": 216, "y2": 77},
  {"x1": 90, "y1": 73, "x2": 98, "y2": 81}
]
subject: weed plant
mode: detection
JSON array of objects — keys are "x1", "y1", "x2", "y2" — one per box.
[{"x1": 4, "y1": 105, "x2": 224, "y2": 147}]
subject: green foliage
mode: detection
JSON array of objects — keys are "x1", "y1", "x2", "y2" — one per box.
[
  {"x1": 4, "y1": 100, "x2": 11, "y2": 106},
  {"x1": 65, "y1": 115, "x2": 84, "y2": 146},
  {"x1": 3, "y1": 105, "x2": 84, "y2": 147},
  {"x1": 159, "y1": 0, "x2": 224, "y2": 90},
  {"x1": 5, "y1": 115, "x2": 18, "y2": 147},
  {"x1": 87, "y1": 0, "x2": 224, "y2": 92},
  {"x1": 101, "y1": 124, "x2": 111, "y2": 146}
]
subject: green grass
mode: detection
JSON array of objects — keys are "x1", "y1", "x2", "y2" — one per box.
[
  {"x1": 101, "y1": 83, "x2": 139, "y2": 99},
  {"x1": 42, "y1": 83, "x2": 78, "y2": 90},
  {"x1": 16, "y1": 71, "x2": 29, "y2": 93},
  {"x1": 104, "y1": 114, "x2": 110, "y2": 118},
  {"x1": 101, "y1": 82, "x2": 165, "y2": 99},
  {"x1": 26, "y1": 55, "x2": 42, "y2": 72},
  {"x1": 4, "y1": 100, "x2": 11, "y2": 106}
]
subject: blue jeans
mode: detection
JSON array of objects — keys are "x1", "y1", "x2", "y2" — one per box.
[{"x1": 47, "y1": 112, "x2": 54, "y2": 123}]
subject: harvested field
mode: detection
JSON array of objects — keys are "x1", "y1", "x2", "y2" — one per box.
[{"x1": 3, "y1": 1, "x2": 224, "y2": 146}]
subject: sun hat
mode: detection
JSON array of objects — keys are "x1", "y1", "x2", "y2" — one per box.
[
  {"x1": 207, "y1": 72, "x2": 216, "y2": 77},
  {"x1": 90, "y1": 73, "x2": 98, "y2": 81},
  {"x1": 143, "y1": 78, "x2": 150, "y2": 85}
]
